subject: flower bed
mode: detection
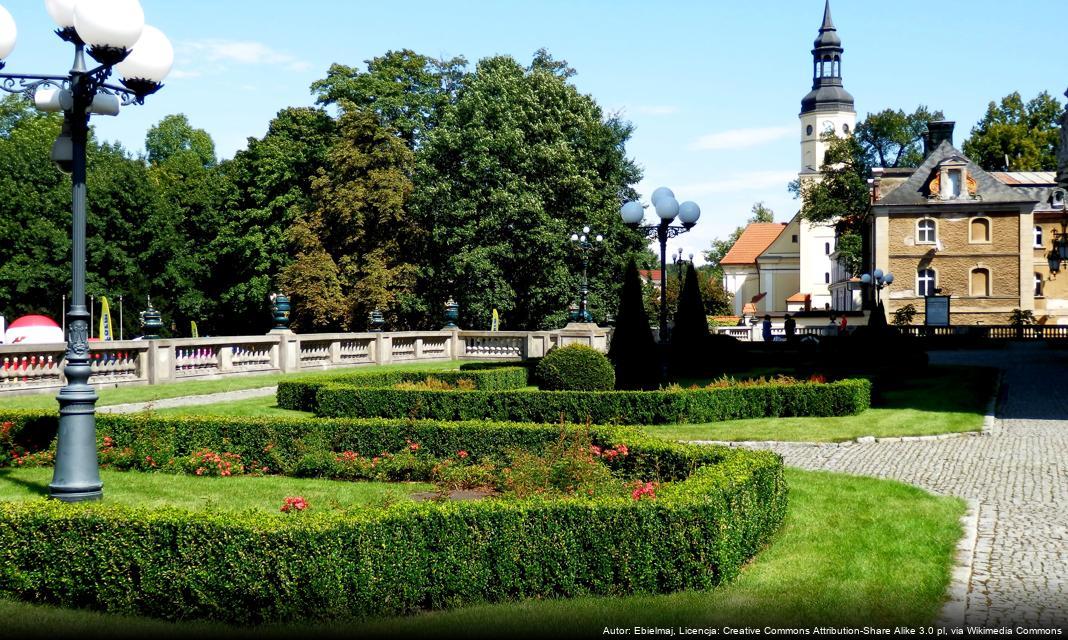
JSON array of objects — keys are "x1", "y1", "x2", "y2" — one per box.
[
  {"x1": 308, "y1": 378, "x2": 871, "y2": 425},
  {"x1": 0, "y1": 411, "x2": 787, "y2": 624},
  {"x1": 276, "y1": 366, "x2": 529, "y2": 412}
]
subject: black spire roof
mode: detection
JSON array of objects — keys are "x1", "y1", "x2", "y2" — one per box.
[{"x1": 800, "y1": 0, "x2": 854, "y2": 115}]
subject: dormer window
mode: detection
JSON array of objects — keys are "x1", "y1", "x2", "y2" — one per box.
[{"x1": 947, "y1": 169, "x2": 962, "y2": 198}]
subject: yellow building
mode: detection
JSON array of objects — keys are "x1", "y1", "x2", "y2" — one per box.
[{"x1": 871, "y1": 121, "x2": 1063, "y2": 325}]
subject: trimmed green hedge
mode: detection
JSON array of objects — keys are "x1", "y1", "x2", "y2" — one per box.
[
  {"x1": 0, "y1": 411, "x2": 787, "y2": 624},
  {"x1": 311, "y1": 379, "x2": 872, "y2": 425},
  {"x1": 277, "y1": 366, "x2": 529, "y2": 412},
  {"x1": 535, "y1": 345, "x2": 615, "y2": 391}
]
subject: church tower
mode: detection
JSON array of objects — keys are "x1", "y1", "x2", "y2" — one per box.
[
  {"x1": 799, "y1": 0, "x2": 856, "y2": 175},
  {"x1": 797, "y1": 1, "x2": 856, "y2": 311}
]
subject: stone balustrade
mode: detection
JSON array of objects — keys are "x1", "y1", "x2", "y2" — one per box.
[{"x1": 0, "y1": 325, "x2": 610, "y2": 395}]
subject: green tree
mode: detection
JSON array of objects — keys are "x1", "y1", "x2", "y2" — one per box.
[
  {"x1": 855, "y1": 106, "x2": 943, "y2": 168},
  {"x1": 311, "y1": 49, "x2": 467, "y2": 149},
  {"x1": 216, "y1": 107, "x2": 338, "y2": 334},
  {"x1": 608, "y1": 261, "x2": 660, "y2": 390},
  {"x1": 414, "y1": 52, "x2": 643, "y2": 330},
  {"x1": 671, "y1": 263, "x2": 709, "y2": 375},
  {"x1": 963, "y1": 91, "x2": 1064, "y2": 171},
  {"x1": 145, "y1": 114, "x2": 216, "y2": 168},
  {"x1": 281, "y1": 107, "x2": 418, "y2": 331}
]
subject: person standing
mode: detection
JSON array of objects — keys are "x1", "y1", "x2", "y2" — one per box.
[
  {"x1": 838, "y1": 314, "x2": 848, "y2": 336},
  {"x1": 784, "y1": 314, "x2": 796, "y2": 342},
  {"x1": 762, "y1": 314, "x2": 773, "y2": 342},
  {"x1": 827, "y1": 315, "x2": 837, "y2": 337}
]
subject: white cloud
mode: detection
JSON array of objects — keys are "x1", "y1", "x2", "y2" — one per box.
[
  {"x1": 678, "y1": 171, "x2": 798, "y2": 196},
  {"x1": 634, "y1": 105, "x2": 679, "y2": 116},
  {"x1": 689, "y1": 126, "x2": 792, "y2": 151},
  {"x1": 179, "y1": 39, "x2": 312, "y2": 73},
  {"x1": 169, "y1": 69, "x2": 201, "y2": 80}
]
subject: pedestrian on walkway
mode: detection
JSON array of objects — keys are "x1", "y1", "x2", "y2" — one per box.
[
  {"x1": 762, "y1": 314, "x2": 773, "y2": 342},
  {"x1": 784, "y1": 314, "x2": 796, "y2": 342}
]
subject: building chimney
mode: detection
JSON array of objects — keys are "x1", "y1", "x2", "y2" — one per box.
[{"x1": 923, "y1": 121, "x2": 955, "y2": 157}]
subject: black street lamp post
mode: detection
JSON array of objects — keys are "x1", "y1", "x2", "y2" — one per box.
[
  {"x1": 0, "y1": 0, "x2": 173, "y2": 502},
  {"x1": 569, "y1": 226, "x2": 603, "y2": 323},
  {"x1": 619, "y1": 188, "x2": 701, "y2": 342}
]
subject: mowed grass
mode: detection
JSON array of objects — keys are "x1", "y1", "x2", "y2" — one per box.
[
  {"x1": 0, "y1": 360, "x2": 479, "y2": 411},
  {"x1": 0, "y1": 468, "x2": 432, "y2": 514},
  {"x1": 153, "y1": 395, "x2": 313, "y2": 418},
  {"x1": 0, "y1": 468, "x2": 965, "y2": 636},
  {"x1": 655, "y1": 365, "x2": 997, "y2": 443}
]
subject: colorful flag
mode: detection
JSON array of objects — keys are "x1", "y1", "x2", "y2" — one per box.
[
  {"x1": 190, "y1": 321, "x2": 199, "y2": 338},
  {"x1": 491, "y1": 309, "x2": 500, "y2": 332},
  {"x1": 98, "y1": 297, "x2": 113, "y2": 341}
]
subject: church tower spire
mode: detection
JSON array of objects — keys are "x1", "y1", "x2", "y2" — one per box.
[
  {"x1": 801, "y1": 0, "x2": 854, "y2": 115},
  {"x1": 799, "y1": 0, "x2": 856, "y2": 174}
]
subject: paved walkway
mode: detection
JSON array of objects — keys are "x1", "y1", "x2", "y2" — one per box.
[
  {"x1": 97, "y1": 386, "x2": 277, "y2": 414},
  {"x1": 757, "y1": 344, "x2": 1068, "y2": 628}
]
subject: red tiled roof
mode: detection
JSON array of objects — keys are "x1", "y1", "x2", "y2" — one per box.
[
  {"x1": 786, "y1": 293, "x2": 810, "y2": 303},
  {"x1": 720, "y1": 223, "x2": 788, "y2": 265},
  {"x1": 638, "y1": 270, "x2": 664, "y2": 281},
  {"x1": 991, "y1": 171, "x2": 1057, "y2": 186}
]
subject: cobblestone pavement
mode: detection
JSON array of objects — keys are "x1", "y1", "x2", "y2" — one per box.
[{"x1": 757, "y1": 344, "x2": 1068, "y2": 628}]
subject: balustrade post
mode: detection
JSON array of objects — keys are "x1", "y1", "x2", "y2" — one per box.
[
  {"x1": 329, "y1": 340, "x2": 342, "y2": 365},
  {"x1": 219, "y1": 346, "x2": 234, "y2": 372}
]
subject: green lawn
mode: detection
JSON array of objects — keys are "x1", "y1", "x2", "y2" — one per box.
[
  {"x1": 152, "y1": 395, "x2": 313, "y2": 418},
  {"x1": 0, "y1": 468, "x2": 432, "y2": 514},
  {"x1": 0, "y1": 360, "x2": 476, "y2": 411},
  {"x1": 655, "y1": 365, "x2": 996, "y2": 443},
  {"x1": 0, "y1": 468, "x2": 964, "y2": 635}
]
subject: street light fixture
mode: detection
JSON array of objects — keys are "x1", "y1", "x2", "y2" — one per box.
[
  {"x1": 569, "y1": 226, "x2": 603, "y2": 323},
  {"x1": 860, "y1": 269, "x2": 894, "y2": 307},
  {"x1": 672, "y1": 247, "x2": 693, "y2": 289},
  {"x1": 619, "y1": 188, "x2": 701, "y2": 342},
  {"x1": 0, "y1": 0, "x2": 172, "y2": 502}
]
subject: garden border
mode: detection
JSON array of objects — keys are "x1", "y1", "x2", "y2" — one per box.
[{"x1": 0, "y1": 411, "x2": 786, "y2": 625}]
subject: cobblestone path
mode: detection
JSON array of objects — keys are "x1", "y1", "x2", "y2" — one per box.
[{"x1": 759, "y1": 344, "x2": 1067, "y2": 628}]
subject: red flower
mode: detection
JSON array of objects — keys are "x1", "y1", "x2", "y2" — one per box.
[
  {"x1": 409, "y1": 442, "x2": 420, "y2": 451},
  {"x1": 280, "y1": 496, "x2": 308, "y2": 513},
  {"x1": 590, "y1": 445, "x2": 602, "y2": 457},
  {"x1": 457, "y1": 450, "x2": 468, "y2": 459}
]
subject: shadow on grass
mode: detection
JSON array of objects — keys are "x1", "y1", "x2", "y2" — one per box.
[{"x1": 0, "y1": 468, "x2": 49, "y2": 496}]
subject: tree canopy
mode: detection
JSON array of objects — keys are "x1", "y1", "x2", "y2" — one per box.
[
  {"x1": 963, "y1": 91, "x2": 1064, "y2": 171},
  {"x1": 855, "y1": 106, "x2": 943, "y2": 168}
]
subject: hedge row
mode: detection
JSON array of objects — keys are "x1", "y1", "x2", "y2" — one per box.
[
  {"x1": 0, "y1": 411, "x2": 721, "y2": 481},
  {"x1": 276, "y1": 366, "x2": 529, "y2": 412},
  {"x1": 311, "y1": 379, "x2": 872, "y2": 425},
  {"x1": 0, "y1": 411, "x2": 787, "y2": 624}
]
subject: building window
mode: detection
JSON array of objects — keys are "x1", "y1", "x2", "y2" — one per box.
[
  {"x1": 824, "y1": 272, "x2": 830, "y2": 284},
  {"x1": 842, "y1": 123, "x2": 850, "y2": 134},
  {"x1": 970, "y1": 267, "x2": 991, "y2": 297},
  {"x1": 792, "y1": 235, "x2": 798, "y2": 243},
  {"x1": 1035, "y1": 273, "x2": 1044, "y2": 297},
  {"x1": 917, "y1": 219, "x2": 936, "y2": 244},
  {"x1": 825, "y1": 242, "x2": 831, "y2": 255},
  {"x1": 1035, "y1": 226, "x2": 1043, "y2": 248},
  {"x1": 948, "y1": 169, "x2": 963, "y2": 198},
  {"x1": 969, "y1": 218, "x2": 991, "y2": 243},
  {"x1": 917, "y1": 269, "x2": 936, "y2": 296},
  {"x1": 806, "y1": 124, "x2": 813, "y2": 136}
]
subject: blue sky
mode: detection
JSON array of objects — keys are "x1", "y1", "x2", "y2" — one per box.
[{"x1": 3, "y1": 0, "x2": 1064, "y2": 262}]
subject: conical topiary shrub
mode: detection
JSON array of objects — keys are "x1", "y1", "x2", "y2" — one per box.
[
  {"x1": 671, "y1": 263, "x2": 710, "y2": 376},
  {"x1": 608, "y1": 260, "x2": 661, "y2": 390}
]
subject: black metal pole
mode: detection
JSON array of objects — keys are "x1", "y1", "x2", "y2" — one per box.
[
  {"x1": 50, "y1": 44, "x2": 102, "y2": 502},
  {"x1": 658, "y1": 221, "x2": 669, "y2": 342},
  {"x1": 579, "y1": 255, "x2": 589, "y2": 322}
]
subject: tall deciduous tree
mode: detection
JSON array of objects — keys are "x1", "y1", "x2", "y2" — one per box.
[
  {"x1": 217, "y1": 107, "x2": 338, "y2": 334},
  {"x1": 145, "y1": 114, "x2": 216, "y2": 167},
  {"x1": 414, "y1": 53, "x2": 643, "y2": 330},
  {"x1": 855, "y1": 106, "x2": 943, "y2": 168},
  {"x1": 963, "y1": 91, "x2": 1063, "y2": 171},
  {"x1": 280, "y1": 106, "x2": 417, "y2": 331},
  {"x1": 311, "y1": 49, "x2": 467, "y2": 149}
]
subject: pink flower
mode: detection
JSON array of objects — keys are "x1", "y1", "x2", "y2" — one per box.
[
  {"x1": 590, "y1": 446, "x2": 602, "y2": 457},
  {"x1": 457, "y1": 450, "x2": 468, "y2": 459},
  {"x1": 280, "y1": 496, "x2": 308, "y2": 513}
]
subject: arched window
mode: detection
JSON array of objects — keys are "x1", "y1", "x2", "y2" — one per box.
[
  {"x1": 1035, "y1": 273, "x2": 1044, "y2": 297},
  {"x1": 969, "y1": 218, "x2": 991, "y2": 243},
  {"x1": 825, "y1": 272, "x2": 830, "y2": 284},
  {"x1": 917, "y1": 269, "x2": 936, "y2": 296},
  {"x1": 917, "y1": 219, "x2": 936, "y2": 244},
  {"x1": 1035, "y1": 226, "x2": 1043, "y2": 248},
  {"x1": 825, "y1": 242, "x2": 831, "y2": 255},
  {"x1": 970, "y1": 268, "x2": 991, "y2": 297}
]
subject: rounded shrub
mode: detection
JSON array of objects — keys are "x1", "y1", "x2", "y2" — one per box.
[{"x1": 535, "y1": 344, "x2": 615, "y2": 391}]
